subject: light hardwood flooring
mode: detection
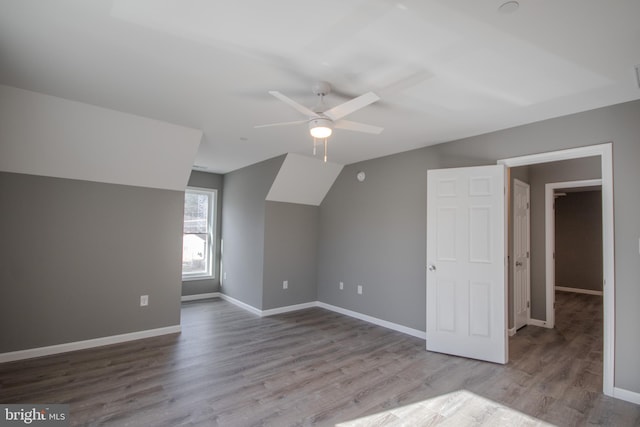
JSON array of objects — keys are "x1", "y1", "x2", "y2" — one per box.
[{"x1": 1, "y1": 291, "x2": 638, "y2": 426}]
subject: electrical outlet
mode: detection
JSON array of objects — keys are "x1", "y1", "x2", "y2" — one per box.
[
  {"x1": 357, "y1": 285, "x2": 363, "y2": 295},
  {"x1": 140, "y1": 295, "x2": 149, "y2": 307},
  {"x1": 339, "y1": 281, "x2": 344, "y2": 290},
  {"x1": 283, "y1": 280, "x2": 288, "y2": 290}
]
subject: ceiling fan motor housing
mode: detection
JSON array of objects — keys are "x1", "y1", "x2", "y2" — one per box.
[
  {"x1": 309, "y1": 117, "x2": 333, "y2": 138},
  {"x1": 312, "y1": 81, "x2": 331, "y2": 96},
  {"x1": 309, "y1": 117, "x2": 332, "y2": 128}
]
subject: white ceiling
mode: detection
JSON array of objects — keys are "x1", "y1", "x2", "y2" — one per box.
[{"x1": 1, "y1": 0, "x2": 639, "y2": 174}]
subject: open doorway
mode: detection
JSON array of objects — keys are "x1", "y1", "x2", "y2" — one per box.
[
  {"x1": 499, "y1": 143, "x2": 614, "y2": 397},
  {"x1": 546, "y1": 179, "x2": 603, "y2": 328}
]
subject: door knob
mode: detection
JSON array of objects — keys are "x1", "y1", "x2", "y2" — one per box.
[
  {"x1": 515, "y1": 261, "x2": 523, "y2": 267},
  {"x1": 427, "y1": 264, "x2": 436, "y2": 272}
]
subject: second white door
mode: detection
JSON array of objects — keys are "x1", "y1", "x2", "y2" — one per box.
[{"x1": 513, "y1": 179, "x2": 530, "y2": 331}]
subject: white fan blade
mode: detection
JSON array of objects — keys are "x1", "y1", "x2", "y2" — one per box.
[
  {"x1": 254, "y1": 119, "x2": 307, "y2": 129},
  {"x1": 269, "y1": 91, "x2": 316, "y2": 117},
  {"x1": 334, "y1": 119, "x2": 383, "y2": 135},
  {"x1": 324, "y1": 92, "x2": 380, "y2": 121}
]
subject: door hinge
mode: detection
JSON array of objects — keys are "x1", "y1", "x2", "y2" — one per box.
[
  {"x1": 526, "y1": 202, "x2": 529, "y2": 209},
  {"x1": 526, "y1": 251, "x2": 529, "y2": 258},
  {"x1": 527, "y1": 301, "x2": 530, "y2": 308}
]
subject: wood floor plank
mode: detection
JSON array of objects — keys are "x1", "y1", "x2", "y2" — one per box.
[{"x1": 1, "y1": 292, "x2": 639, "y2": 426}]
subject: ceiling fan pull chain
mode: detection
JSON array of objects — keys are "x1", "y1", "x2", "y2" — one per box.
[
  {"x1": 324, "y1": 138, "x2": 328, "y2": 163},
  {"x1": 313, "y1": 137, "x2": 317, "y2": 156}
]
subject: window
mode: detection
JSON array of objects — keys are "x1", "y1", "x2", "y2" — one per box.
[{"x1": 182, "y1": 187, "x2": 216, "y2": 280}]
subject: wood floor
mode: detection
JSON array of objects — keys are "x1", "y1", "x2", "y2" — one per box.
[{"x1": 1, "y1": 292, "x2": 639, "y2": 426}]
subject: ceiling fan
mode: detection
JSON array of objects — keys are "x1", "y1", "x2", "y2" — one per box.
[{"x1": 255, "y1": 81, "x2": 383, "y2": 162}]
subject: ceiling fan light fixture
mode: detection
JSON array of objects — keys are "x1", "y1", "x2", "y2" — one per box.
[
  {"x1": 310, "y1": 126, "x2": 332, "y2": 139},
  {"x1": 309, "y1": 118, "x2": 333, "y2": 139}
]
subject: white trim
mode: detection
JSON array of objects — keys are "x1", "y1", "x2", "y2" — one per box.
[
  {"x1": 317, "y1": 302, "x2": 426, "y2": 339},
  {"x1": 182, "y1": 187, "x2": 217, "y2": 281},
  {"x1": 500, "y1": 143, "x2": 615, "y2": 397},
  {"x1": 613, "y1": 387, "x2": 640, "y2": 405},
  {"x1": 498, "y1": 144, "x2": 609, "y2": 167},
  {"x1": 545, "y1": 178, "x2": 602, "y2": 329},
  {"x1": 261, "y1": 302, "x2": 317, "y2": 316},
  {"x1": 527, "y1": 318, "x2": 552, "y2": 329},
  {"x1": 508, "y1": 327, "x2": 516, "y2": 337},
  {"x1": 600, "y1": 144, "x2": 615, "y2": 397},
  {"x1": 218, "y1": 294, "x2": 316, "y2": 317},
  {"x1": 182, "y1": 275, "x2": 214, "y2": 282},
  {"x1": 181, "y1": 292, "x2": 221, "y2": 302},
  {"x1": 555, "y1": 286, "x2": 603, "y2": 296},
  {"x1": 218, "y1": 294, "x2": 262, "y2": 316},
  {"x1": 216, "y1": 295, "x2": 426, "y2": 339},
  {"x1": 0, "y1": 325, "x2": 181, "y2": 364}
]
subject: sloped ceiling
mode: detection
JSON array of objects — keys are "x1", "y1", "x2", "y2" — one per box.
[
  {"x1": 0, "y1": 0, "x2": 639, "y2": 173},
  {"x1": 266, "y1": 154, "x2": 343, "y2": 206},
  {"x1": 0, "y1": 85, "x2": 202, "y2": 191}
]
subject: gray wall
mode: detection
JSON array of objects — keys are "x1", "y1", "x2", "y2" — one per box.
[
  {"x1": 220, "y1": 156, "x2": 285, "y2": 309},
  {"x1": 262, "y1": 201, "x2": 318, "y2": 310},
  {"x1": 555, "y1": 190, "x2": 603, "y2": 291},
  {"x1": 318, "y1": 99, "x2": 640, "y2": 393},
  {"x1": 182, "y1": 170, "x2": 224, "y2": 297},
  {"x1": 318, "y1": 149, "x2": 441, "y2": 331},
  {"x1": 526, "y1": 157, "x2": 601, "y2": 319},
  {"x1": 0, "y1": 172, "x2": 183, "y2": 353}
]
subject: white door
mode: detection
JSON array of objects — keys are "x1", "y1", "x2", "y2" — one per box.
[
  {"x1": 513, "y1": 179, "x2": 530, "y2": 330},
  {"x1": 426, "y1": 165, "x2": 507, "y2": 364}
]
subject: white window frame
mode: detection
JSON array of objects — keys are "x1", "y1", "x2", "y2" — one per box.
[{"x1": 182, "y1": 187, "x2": 217, "y2": 281}]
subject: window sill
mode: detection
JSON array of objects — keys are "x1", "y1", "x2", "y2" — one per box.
[{"x1": 182, "y1": 275, "x2": 215, "y2": 282}]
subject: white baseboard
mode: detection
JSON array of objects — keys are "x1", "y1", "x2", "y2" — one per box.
[
  {"x1": 613, "y1": 387, "x2": 640, "y2": 405},
  {"x1": 508, "y1": 327, "x2": 516, "y2": 337},
  {"x1": 528, "y1": 318, "x2": 552, "y2": 328},
  {"x1": 555, "y1": 286, "x2": 603, "y2": 296},
  {"x1": 181, "y1": 292, "x2": 220, "y2": 302},
  {"x1": 0, "y1": 325, "x2": 181, "y2": 364},
  {"x1": 218, "y1": 295, "x2": 317, "y2": 317},
  {"x1": 218, "y1": 293, "x2": 262, "y2": 316},
  {"x1": 216, "y1": 294, "x2": 426, "y2": 340},
  {"x1": 316, "y1": 302, "x2": 426, "y2": 340},
  {"x1": 261, "y1": 302, "x2": 317, "y2": 316}
]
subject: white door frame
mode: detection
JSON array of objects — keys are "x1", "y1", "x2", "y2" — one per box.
[
  {"x1": 512, "y1": 179, "x2": 530, "y2": 332},
  {"x1": 545, "y1": 179, "x2": 602, "y2": 329},
  {"x1": 498, "y1": 142, "x2": 614, "y2": 397}
]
